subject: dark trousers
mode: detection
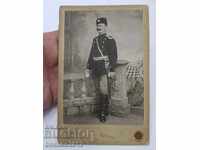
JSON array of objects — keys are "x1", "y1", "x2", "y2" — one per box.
[{"x1": 93, "y1": 75, "x2": 109, "y2": 116}]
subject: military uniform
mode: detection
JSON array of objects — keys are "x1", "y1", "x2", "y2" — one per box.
[
  {"x1": 86, "y1": 18, "x2": 118, "y2": 122},
  {"x1": 87, "y1": 33, "x2": 118, "y2": 77}
]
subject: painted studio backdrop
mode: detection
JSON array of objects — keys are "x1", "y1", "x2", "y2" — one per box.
[
  {"x1": 63, "y1": 10, "x2": 144, "y2": 124},
  {"x1": 64, "y1": 10, "x2": 144, "y2": 73}
]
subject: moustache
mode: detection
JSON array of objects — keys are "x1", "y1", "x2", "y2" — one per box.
[{"x1": 97, "y1": 28, "x2": 101, "y2": 31}]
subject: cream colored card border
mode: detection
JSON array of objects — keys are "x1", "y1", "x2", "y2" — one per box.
[{"x1": 58, "y1": 5, "x2": 149, "y2": 145}]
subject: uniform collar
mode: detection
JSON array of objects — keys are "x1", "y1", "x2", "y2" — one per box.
[{"x1": 98, "y1": 33, "x2": 106, "y2": 38}]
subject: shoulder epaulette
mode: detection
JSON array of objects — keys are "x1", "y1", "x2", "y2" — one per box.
[
  {"x1": 106, "y1": 34, "x2": 113, "y2": 39},
  {"x1": 94, "y1": 36, "x2": 98, "y2": 40}
]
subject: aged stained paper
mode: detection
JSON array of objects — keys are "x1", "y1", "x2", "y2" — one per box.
[{"x1": 58, "y1": 5, "x2": 149, "y2": 145}]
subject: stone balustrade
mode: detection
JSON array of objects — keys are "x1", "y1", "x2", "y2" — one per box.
[
  {"x1": 63, "y1": 73, "x2": 96, "y2": 116},
  {"x1": 63, "y1": 59, "x2": 143, "y2": 117}
]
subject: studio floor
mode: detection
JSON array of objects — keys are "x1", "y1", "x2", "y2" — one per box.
[{"x1": 64, "y1": 111, "x2": 144, "y2": 125}]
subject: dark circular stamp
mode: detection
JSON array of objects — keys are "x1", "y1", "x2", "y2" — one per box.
[{"x1": 134, "y1": 131, "x2": 143, "y2": 140}]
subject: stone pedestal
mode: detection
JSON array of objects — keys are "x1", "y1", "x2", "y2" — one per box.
[{"x1": 110, "y1": 60, "x2": 131, "y2": 117}]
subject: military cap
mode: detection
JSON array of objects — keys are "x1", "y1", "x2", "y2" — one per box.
[{"x1": 96, "y1": 17, "x2": 107, "y2": 26}]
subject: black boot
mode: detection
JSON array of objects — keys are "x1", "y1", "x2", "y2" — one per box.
[
  {"x1": 99, "y1": 94, "x2": 109, "y2": 122},
  {"x1": 104, "y1": 95, "x2": 109, "y2": 116},
  {"x1": 99, "y1": 111, "x2": 106, "y2": 122}
]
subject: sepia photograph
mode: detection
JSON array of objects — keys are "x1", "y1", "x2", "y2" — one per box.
[{"x1": 58, "y1": 5, "x2": 149, "y2": 145}]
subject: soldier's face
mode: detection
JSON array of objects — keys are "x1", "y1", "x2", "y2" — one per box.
[{"x1": 96, "y1": 23, "x2": 106, "y2": 35}]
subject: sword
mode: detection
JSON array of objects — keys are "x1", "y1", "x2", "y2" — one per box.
[{"x1": 93, "y1": 55, "x2": 111, "y2": 116}]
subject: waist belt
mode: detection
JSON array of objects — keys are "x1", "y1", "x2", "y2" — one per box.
[{"x1": 93, "y1": 56, "x2": 109, "y2": 61}]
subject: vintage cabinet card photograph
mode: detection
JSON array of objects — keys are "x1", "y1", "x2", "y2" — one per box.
[{"x1": 58, "y1": 5, "x2": 149, "y2": 145}]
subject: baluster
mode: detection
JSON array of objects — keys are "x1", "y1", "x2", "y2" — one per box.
[
  {"x1": 81, "y1": 78, "x2": 87, "y2": 98},
  {"x1": 69, "y1": 80, "x2": 75, "y2": 99}
]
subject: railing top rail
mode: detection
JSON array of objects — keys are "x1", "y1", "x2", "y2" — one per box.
[{"x1": 64, "y1": 73, "x2": 85, "y2": 80}]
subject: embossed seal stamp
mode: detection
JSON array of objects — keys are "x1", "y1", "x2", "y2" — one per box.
[{"x1": 134, "y1": 131, "x2": 143, "y2": 140}]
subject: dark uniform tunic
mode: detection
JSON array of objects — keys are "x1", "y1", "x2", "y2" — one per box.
[
  {"x1": 87, "y1": 33, "x2": 118, "y2": 119},
  {"x1": 87, "y1": 33, "x2": 118, "y2": 77}
]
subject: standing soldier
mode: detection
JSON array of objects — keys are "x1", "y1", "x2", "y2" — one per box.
[{"x1": 85, "y1": 17, "x2": 118, "y2": 122}]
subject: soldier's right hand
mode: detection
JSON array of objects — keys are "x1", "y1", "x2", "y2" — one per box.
[{"x1": 85, "y1": 69, "x2": 90, "y2": 78}]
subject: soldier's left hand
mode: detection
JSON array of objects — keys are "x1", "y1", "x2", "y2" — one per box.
[{"x1": 108, "y1": 72, "x2": 116, "y2": 79}]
